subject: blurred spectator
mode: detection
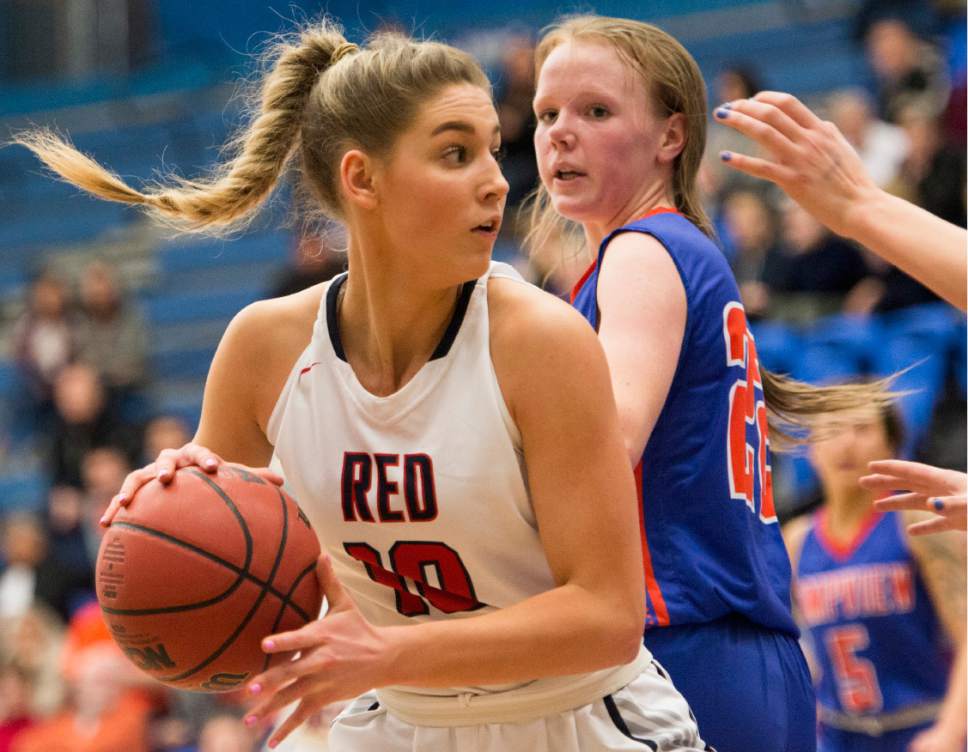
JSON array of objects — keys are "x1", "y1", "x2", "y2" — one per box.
[
  {"x1": 74, "y1": 261, "x2": 148, "y2": 411},
  {"x1": 269, "y1": 234, "x2": 345, "y2": 299},
  {"x1": 494, "y1": 36, "x2": 539, "y2": 209},
  {"x1": 79, "y1": 448, "x2": 130, "y2": 569},
  {"x1": 12, "y1": 645, "x2": 153, "y2": 752},
  {"x1": 142, "y1": 414, "x2": 192, "y2": 464},
  {"x1": 197, "y1": 714, "x2": 257, "y2": 752},
  {"x1": 0, "y1": 514, "x2": 90, "y2": 623},
  {"x1": 11, "y1": 271, "x2": 75, "y2": 428},
  {"x1": 826, "y1": 89, "x2": 909, "y2": 187},
  {"x1": 865, "y1": 18, "x2": 949, "y2": 123},
  {"x1": 766, "y1": 203, "x2": 873, "y2": 324},
  {"x1": 873, "y1": 106, "x2": 966, "y2": 311},
  {"x1": 701, "y1": 64, "x2": 766, "y2": 203},
  {"x1": 0, "y1": 608, "x2": 65, "y2": 717},
  {"x1": 47, "y1": 364, "x2": 136, "y2": 488},
  {"x1": 721, "y1": 190, "x2": 783, "y2": 319},
  {"x1": 890, "y1": 106, "x2": 966, "y2": 227},
  {"x1": 0, "y1": 663, "x2": 35, "y2": 752},
  {"x1": 44, "y1": 486, "x2": 89, "y2": 583}
]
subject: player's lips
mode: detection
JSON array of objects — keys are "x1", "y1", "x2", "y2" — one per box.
[
  {"x1": 471, "y1": 215, "x2": 501, "y2": 236},
  {"x1": 551, "y1": 163, "x2": 587, "y2": 182}
]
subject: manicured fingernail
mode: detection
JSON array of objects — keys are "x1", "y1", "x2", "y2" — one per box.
[
  {"x1": 99, "y1": 515, "x2": 109, "y2": 527},
  {"x1": 714, "y1": 108, "x2": 729, "y2": 119},
  {"x1": 248, "y1": 682, "x2": 262, "y2": 695},
  {"x1": 263, "y1": 639, "x2": 275, "y2": 651},
  {"x1": 720, "y1": 151, "x2": 732, "y2": 162},
  {"x1": 244, "y1": 715, "x2": 257, "y2": 728},
  {"x1": 204, "y1": 459, "x2": 217, "y2": 470},
  {"x1": 722, "y1": 102, "x2": 733, "y2": 110},
  {"x1": 932, "y1": 498, "x2": 945, "y2": 511},
  {"x1": 268, "y1": 741, "x2": 278, "y2": 750}
]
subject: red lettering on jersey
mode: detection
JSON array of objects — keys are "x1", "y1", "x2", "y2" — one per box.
[
  {"x1": 340, "y1": 452, "x2": 438, "y2": 523},
  {"x1": 722, "y1": 303, "x2": 776, "y2": 523},
  {"x1": 826, "y1": 624, "x2": 883, "y2": 713}
]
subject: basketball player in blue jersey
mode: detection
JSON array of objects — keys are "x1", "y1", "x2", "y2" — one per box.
[
  {"x1": 784, "y1": 407, "x2": 966, "y2": 751},
  {"x1": 20, "y1": 21, "x2": 709, "y2": 752},
  {"x1": 529, "y1": 16, "x2": 895, "y2": 752}
]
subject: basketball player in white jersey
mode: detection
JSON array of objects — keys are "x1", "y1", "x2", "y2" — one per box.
[{"x1": 18, "y1": 22, "x2": 708, "y2": 751}]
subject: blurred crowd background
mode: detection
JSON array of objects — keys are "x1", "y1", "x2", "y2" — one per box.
[{"x1": 0, "y1": 0, "x2": 964, "y2": 750}]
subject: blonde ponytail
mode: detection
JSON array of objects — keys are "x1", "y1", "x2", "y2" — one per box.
[
  {"x1": 761, "y1": 368, "x2": 902, "y2": 449},
  {"x1": 12, "y1": 23, "x2": 350, "y2": 235}
]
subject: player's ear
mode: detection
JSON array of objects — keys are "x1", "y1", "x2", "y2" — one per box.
[
  {"x1": 340, "y1": 149, "x2": 379, "y2": 210},
  {"x1": 657, "y1": 113, "x2": 686, "y2": 164}
]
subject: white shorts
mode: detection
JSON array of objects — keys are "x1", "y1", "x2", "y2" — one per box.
[{"x1": 326, "y1": 650, "x2": 708, "y2": 751}]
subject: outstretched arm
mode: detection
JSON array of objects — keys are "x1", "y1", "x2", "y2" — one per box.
[{"x1": 714, "y1": 91, "x2": 966, "y2": 311}]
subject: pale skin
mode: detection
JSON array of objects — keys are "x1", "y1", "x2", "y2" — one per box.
[
  {"x1": 784, "y1": 418, "x2": 967, "y2": 752},
  {"x1": 532, "y1": 40, "x2": 689, "y2": 464},
  {"x1": 101, "y1": 83, "x2": 646, "y2": 747},
  {"x1": 712, "y1": 91, "x2": 967, "y2": 312},
  {"x1": 707, "y1": 90, "x2": 968, "y2": 535}
]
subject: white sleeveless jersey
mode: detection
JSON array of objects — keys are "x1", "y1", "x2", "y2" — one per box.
[{"x1": 267, "y1": 262, "x2": 557, "y2": 653}]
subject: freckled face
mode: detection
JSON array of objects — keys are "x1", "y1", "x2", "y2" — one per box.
[
  {"x1": 533, "y1": 41, "x2": 669, "y2": 226},
  {"x1": 377, "y1": 84, "x2": 509, "y2": 285}
]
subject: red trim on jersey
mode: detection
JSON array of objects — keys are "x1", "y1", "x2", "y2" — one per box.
[
  {"x1": 299, "y1": 362, "x2": 321, "y2": 378},
  {"x1": 635, "y1": 461, "x2": 670, "y2": 626},
  {"x1": 570, "y1": 260, "x2": 596, "y2": 304},
  {"x1": 816, "y1": 506, "x2": 884, "y2": 563},
  {"x1": 569, "y1": 206, "x2": 683, "y2": 304}
]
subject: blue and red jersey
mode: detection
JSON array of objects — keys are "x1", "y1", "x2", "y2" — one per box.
[
  {"x1": 571, "y1": 209, "x2": 797, "y2": 636},
  {"x1": 797, "y1": 510, "x2": 949, "y2": 718}
]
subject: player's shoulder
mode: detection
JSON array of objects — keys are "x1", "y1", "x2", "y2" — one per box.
[
  {"x1": 782, "y1": 513, "x2": 815, "y2": 571},
  {"x1": 486, "y1": 273, "x2": 598, "y2": 354},
  {"x1": 223, "y1": 282, "x2": 325, "y2": 364}
]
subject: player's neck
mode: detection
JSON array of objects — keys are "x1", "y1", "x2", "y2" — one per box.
[
  {"x1": 338, "y1": 247, "x2": 463, "y2": 396},
  {"x1": 582, "y1": 182, "x2": 675, "y2": 251},
  {"x1": 824, "y1": 487, "x2": 877, "y2": 538}
]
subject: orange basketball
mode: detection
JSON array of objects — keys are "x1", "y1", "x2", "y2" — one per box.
[{"x1": 95, "y1": 464, "x2": 322, "y2": 692}]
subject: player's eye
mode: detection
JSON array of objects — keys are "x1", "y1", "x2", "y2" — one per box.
[
  {"x1": 536, "y1": 109, "x2": 558, "y2": 125},
  {"x1": 442, "y1": 145, "x2": 468, "y2": 165},
  {"x1": 491, "y1": 145, "x2": 506, "y2": 163},
  {"x1": 588, "y1": 105, "x2": 610, "y2": 119}
]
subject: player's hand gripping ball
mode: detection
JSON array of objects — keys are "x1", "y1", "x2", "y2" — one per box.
[{"x1": 95, "y1": 465, "x2": 323, "y2": 692}]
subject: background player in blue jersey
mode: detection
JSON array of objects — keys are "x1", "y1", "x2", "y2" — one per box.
[
  {"x1": 784, "y1": 406, "x2": 966, "y2": 752},
  {"x1": 528, "y1": 15, "x2": 898, "y2": 752}
]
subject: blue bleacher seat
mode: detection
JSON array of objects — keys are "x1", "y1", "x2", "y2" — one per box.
[
  {"x1": 143, "y1": 287, "x2": 265, "y2": 326},
  {"x1": 795, "y1": 314, "x2": 880, "y2": 384},
  {"x1": 750, "y1": 320, "x2": 801, "y2": 376},
  {"x1": 875, "y1": 304, "x2": 960, "y2": 457}
]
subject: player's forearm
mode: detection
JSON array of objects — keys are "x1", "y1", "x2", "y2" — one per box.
[
  {"x1": 845, "y1": 189, "x2": 967, "y2": 311},
  {"x1": 935, "y1": 641, "x2": 967, "y2": 738},
  {"x1": 380, "y1": 582, "x2": 643, "y2": 688}
]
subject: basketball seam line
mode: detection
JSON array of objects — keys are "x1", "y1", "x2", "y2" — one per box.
[
  {"x1": 161, "y1": 481, "x2": 290, "y2": 683},
  {"x1": 101, "y1": 522, "x2": 310, "y2": 622}
]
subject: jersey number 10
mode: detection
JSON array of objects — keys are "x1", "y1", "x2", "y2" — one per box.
[
  {"x1": 724, "y1": 303, "x2": 776, "y2": 523},
  {"x1": 344, "y1": 541, "x2": 484, "y2": 617}
]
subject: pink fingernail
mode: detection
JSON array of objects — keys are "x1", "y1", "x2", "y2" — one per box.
[
  {"x1": 205, "y1": 459, "x2": 217, "y2": 470},
  {"x1": 248, "y1": 682, "x2": 262, "y2": 695},
  {"x1": 99, "y1": 516, "x2": 108, "y2": 527},
  {"x1": 263, "y1": 639, "x2": 275, "y2": 651},
  {"x1": 268, "y1": 740, "x2": 278, "y2": 749},
  {"x1": 244, "y1": 715, "x2": 257, "y2": 728}
]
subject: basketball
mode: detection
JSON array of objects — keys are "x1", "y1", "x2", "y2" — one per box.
[{"x1": 95, "y1": 464, "x2": 323, "y2": 692}]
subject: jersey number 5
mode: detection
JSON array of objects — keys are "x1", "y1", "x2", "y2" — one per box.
[
  {"x1": 344, "y1": 541, "x2": 484, "y2": 617},
  {"x1": 826, "y1": 624, "x2": 883, "y2": 713},
  {"x1": 723, "y1": 303, "x2": 776, "y2": 523}
]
